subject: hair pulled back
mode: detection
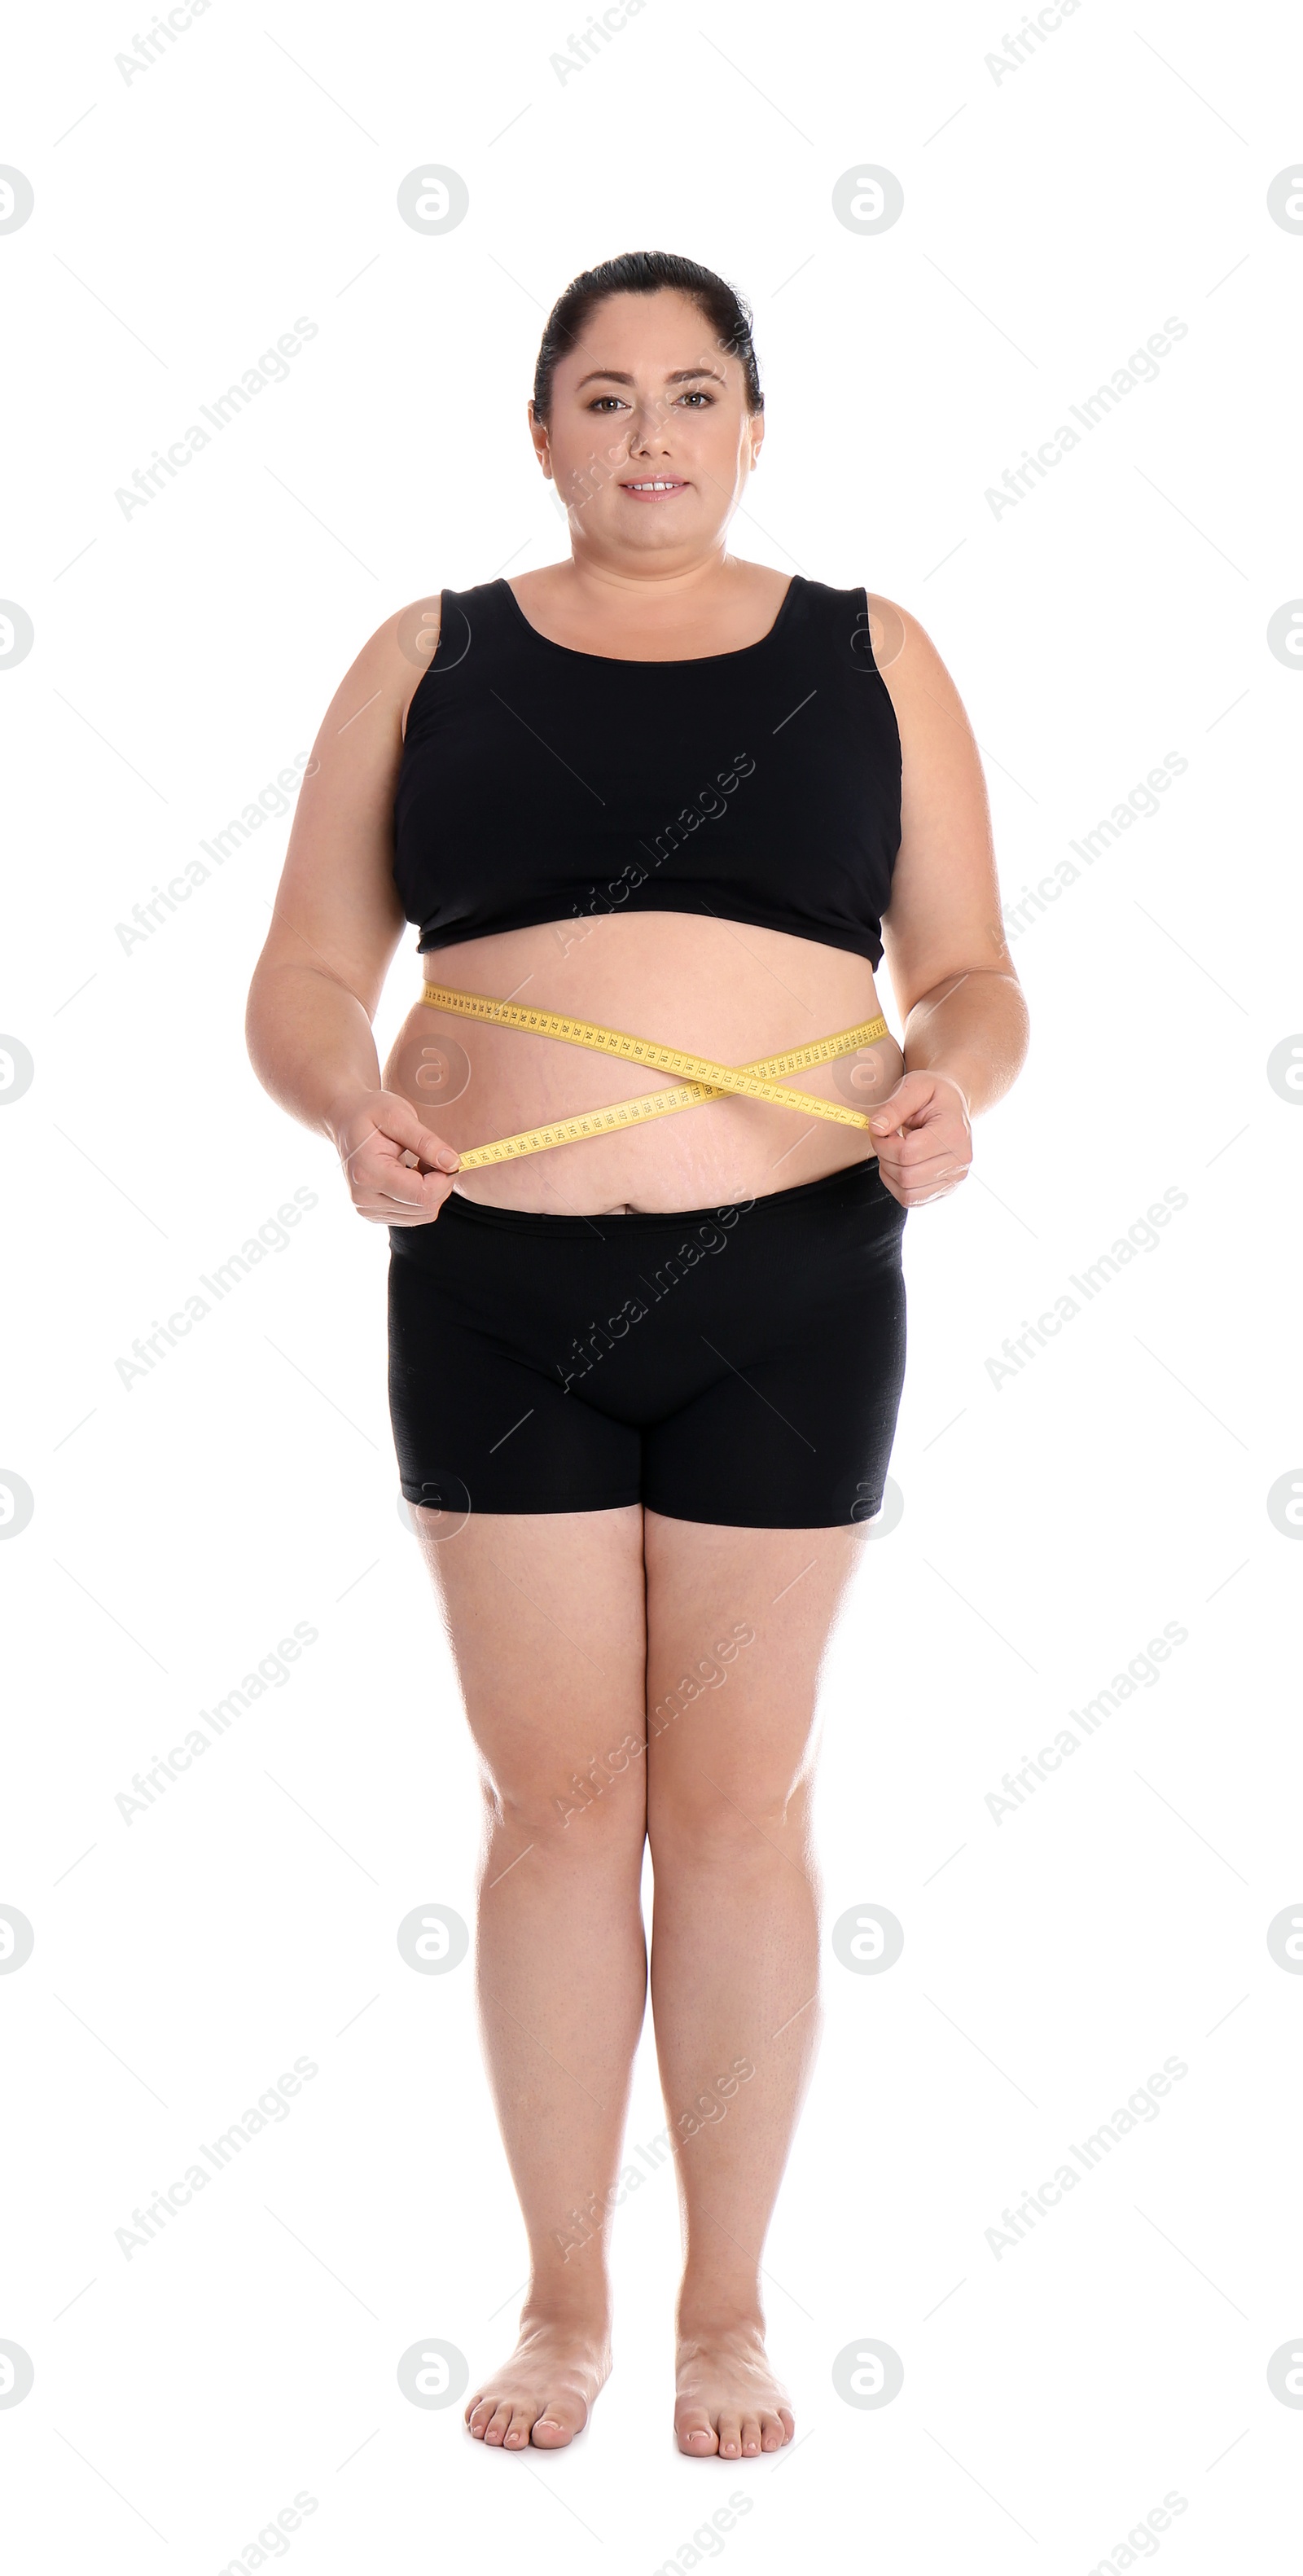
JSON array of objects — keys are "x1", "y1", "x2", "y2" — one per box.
[{"x1": 532, "y1": 249, "x2": 763, "y2": 423}]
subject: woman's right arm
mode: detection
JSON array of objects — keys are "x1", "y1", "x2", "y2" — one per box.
[{"x1": 244, "y1": 600, "x2": 459, "y2": 1227}]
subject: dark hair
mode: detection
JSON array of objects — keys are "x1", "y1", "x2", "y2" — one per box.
[{"x1": 531, "y1": 250, "x2": 764, "y2": 423}]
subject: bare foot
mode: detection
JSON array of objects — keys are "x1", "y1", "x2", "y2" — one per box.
[
  {"x1": 674, "y1": 2319, "x2": 796, "y2": 2460},
  {"x1": 465, "y1": 2311, "x2": 612, "y2": 2451}
]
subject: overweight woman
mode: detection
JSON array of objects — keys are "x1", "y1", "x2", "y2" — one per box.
[{"x1": 246, "y1": 249, "x2": 1029, "y2": 2462}]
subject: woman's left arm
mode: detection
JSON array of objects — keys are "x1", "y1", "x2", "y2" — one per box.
[{"x1": 866, "y1": 594, "x2": 1030, "y2": 1209}]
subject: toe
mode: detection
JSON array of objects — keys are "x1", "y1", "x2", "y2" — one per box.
[
  {"x1": 676, "y1": 2407, "x2": 718, "y2": 2457},
  {"x1": 483, "y1": 2403, "x2": 514, "y2": 2447},
  {"x1": 739, "y1": 2414, "x2": 763, "y2": 2457},
  {"x1": 502, "y1": 2407, "x2": 532, "y2": 2449},
  {"x1": 759, "y1": 2411, "x2": 787, "y2": 2451},
  {"x1": 533, "y1": 2389, "x2": 588, "y2": 2447},
  {"x1": 717, "y1": 2412, "x2": 743, "y2": 2460}
]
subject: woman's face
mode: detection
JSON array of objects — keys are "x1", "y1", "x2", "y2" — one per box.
[{"x1": 529, "y1": 288, "x2": 763, "y2": 564}]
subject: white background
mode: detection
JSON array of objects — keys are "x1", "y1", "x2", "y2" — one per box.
[{"x1": 2, "y1": 0, "x2": 1301, "y2": 2568}]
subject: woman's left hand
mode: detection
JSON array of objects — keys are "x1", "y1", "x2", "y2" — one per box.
[{"x1": 868, "y1": 1069, "x2": 972, "y2": 1209}]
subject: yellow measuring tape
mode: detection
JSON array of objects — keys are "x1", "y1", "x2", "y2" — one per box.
[{"x1": 417, "y1": 982, "x2": 891, "y2": 1170}]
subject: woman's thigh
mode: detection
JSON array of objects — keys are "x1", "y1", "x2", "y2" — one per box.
[
  {"x1": 411, "y1": 1503, "x2": 650, "y2": 1827},
  {"x1": 642, "y1": 1513, "x2": 866, "y2": 1839}
]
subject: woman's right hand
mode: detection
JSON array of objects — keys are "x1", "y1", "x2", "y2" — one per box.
[{"x1": 328, "y1": 1088, "x2": 462, "y2": 1227}]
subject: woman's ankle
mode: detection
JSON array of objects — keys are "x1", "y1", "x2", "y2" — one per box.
[
  {"x1": 676, "y1": 2285, "x2": 766, "y2": 2341},
  {"x1": 520, "y1": 2272, "x2": 612, "y2": 2333}
]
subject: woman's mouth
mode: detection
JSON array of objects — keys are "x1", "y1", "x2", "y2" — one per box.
[{"x1": 619, "y1": 477, "x2": 689, "y2": 499}]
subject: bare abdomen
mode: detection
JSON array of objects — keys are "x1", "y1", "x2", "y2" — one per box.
[{"x1": 381, "y1": 908, "x2": 903, "y2": 1216}]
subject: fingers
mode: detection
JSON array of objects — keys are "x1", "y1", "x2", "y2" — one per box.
[
  {"x1": 875, "y1": 1123, "x2": 968, "y2": 1173},
  {"x1": 872, "y1": 1136, "x2": 963, "y2": 1184},
  {"x1": 875, "y1": 1125, "x2": 972, "y2": 1207},
  {"x1": 880, "y1": 1174, "x2": 968, "y2": 1209},
  {"x1": 871, "y1": 1068, "x2": 971, "y2": 1153},
  {"x1": 342, "y1": 1130, "x2": 458, "y2": 1189},
  {"x1": 879, "y1": 1161, "x2": 969, "y2": 1206},
  {"x1": 336, "y1": 1089, "x2": 459, "y2": 1168},
  {"x1": 331, "y1": 1089, "x2": 463, "y2": 1226},
  {"x1": 353, "y1": 1154, "x2": 460, "y2": 1225},
  {"x1": 884, "y1": 1174, "x2": 968, "y2": 1208}
]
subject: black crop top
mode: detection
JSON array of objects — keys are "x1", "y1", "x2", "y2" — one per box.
[{"x1": 393, "y1": 573, "x2": 902, "y2": 968}]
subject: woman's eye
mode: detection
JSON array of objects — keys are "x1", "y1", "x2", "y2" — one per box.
[
  {"x1": 588, "y1": 396, "x2": 625, "y2": 411},
  {"x1": 679, "y1": 390, "x2": 712, "y2": 406}
]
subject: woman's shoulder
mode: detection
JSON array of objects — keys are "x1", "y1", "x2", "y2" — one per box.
[
  {"x1": 851, "y1": 589, "x2": 978, "y2": 770},
  {"x1": 792, "y1": 574, "x2": 939, "y2": 682},
  {"x1": 334, "y1": 592, "x2": 443, "y2": 693},
  {"x1": 342, "y1": 586, "x2": 493, "y2": 745},
  {"x1": 328, "y1": 595, "x2": 446, "y2": 748},
  {"x1": 856, "y1": 589, "x2": 966, "y2": 701},
  {"x1": 357, "y1": 577, "x2": 509, "y2": 678}
]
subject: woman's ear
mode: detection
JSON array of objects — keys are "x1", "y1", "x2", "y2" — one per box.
[{"x1": 526, "y1": 400, "x2": 553, "y2": 480}]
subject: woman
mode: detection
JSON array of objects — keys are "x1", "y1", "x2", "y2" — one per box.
[{"x1": 246, "y1": 249, "x2": 1029, "y2": 2462}]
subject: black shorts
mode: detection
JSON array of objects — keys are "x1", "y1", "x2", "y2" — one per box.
[{"x1": 387, "y1": 1157, "x2": 907, "y2": 1529}]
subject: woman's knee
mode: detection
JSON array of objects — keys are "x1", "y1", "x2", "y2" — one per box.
[
  {"x1": 480, "y1": 1728, "x2": 648, "y2": 1845},
  {"x1": 647, "y1": 1770, "x2": 812, "y2": 1864}
]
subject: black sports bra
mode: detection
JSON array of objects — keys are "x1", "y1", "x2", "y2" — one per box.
[{"x1": 393, "y1": 574, "x2": 902, "y2": 968}]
